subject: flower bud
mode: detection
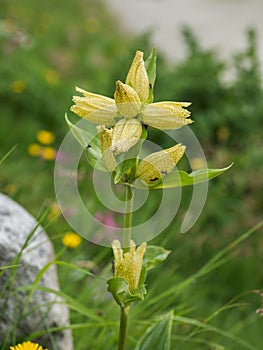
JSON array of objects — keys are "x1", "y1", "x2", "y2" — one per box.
[
  {"x1": 125, "y1": 51, "x2": 149, "y2": 103},
  {"x1": 97, "y1": 125, "x2": 117, "y2": 171},
  {"x1": 111, "y1": 118, "x2": 142, "y2": 155},
  {"x1": 114, "y1": 81, "x2": 141, "y2": 118},
  {"x1": 112, "y1": 240, "x2": 147, "y2": 293},
  {"x1": 136, "y1": 144, "x2": 186, "y2": 185}
]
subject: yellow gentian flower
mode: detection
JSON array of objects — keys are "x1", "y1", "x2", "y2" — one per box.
[
  {"x1": 136, "y1": 144, "x2": 186, "y2": 185},
  {"x1": 70, "y1": 51, "x2": 192, "y2": 155},
  {"x1": 112, "y1": 240, "x2": 146, "y2": 293}
]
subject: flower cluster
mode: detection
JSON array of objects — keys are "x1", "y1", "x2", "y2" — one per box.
[
  {"x1": 28, "y1": 130, "x2": 56, "y2": 161},
  {"x1": 70, "y1": 50, "x2": 192, "y2": 185},
  {"x1": 112, "y1": 240, "x2": 146, "y2": 293}
]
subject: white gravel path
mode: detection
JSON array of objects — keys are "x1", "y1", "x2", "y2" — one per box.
[{"x1": 106, "y1": 0, "x2": 263, "y2": 73}]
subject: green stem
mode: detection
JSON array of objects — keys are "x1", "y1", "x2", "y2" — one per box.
[
  {"x1": 117, "y1": 185, "x2": 134, "y2": 349},
  {"x1": 123, "y1": 185, "x2": 133, "y2": 250},
  {"x1": 118, "y1": 306, "x2": 130, "y2": 350}
]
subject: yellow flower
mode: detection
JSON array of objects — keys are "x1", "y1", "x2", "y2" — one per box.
[
  {"x1": 27, "y1": 143, "x2": 42, "y2": 157},
  {"x1": 136, "y1": 144, "x2": 186, "y2": 185},
  {"x1": 191, "y1": 157, "x2": 205, "y2": 170},
  {"x1": 11, "y1": 80, "x2": 26, "y2": 94},
  {"x1": 217, "y1": 126, "x2": 230, "y2": 142},
  {"x1": 36, "y1": 130, "x2": 55, "y2": 145},
  {"x1": 47, "y1": 202, "x2": 61, "y2": 221},
  {"x1": 41, "y1": 147, "x2": 56, "y2": 161},
  {"x1": 112, "y1": 240, "x2": 146, "y2": 293},
  {"x1": 4, "y1": 183, "x2": 17, "y2": 195},
  {"x1": 45, "y1": 69, "x2": 60, "y2": 85},
  {"x1": 125, "y1": 50, "x2": 149, "y2": 103},
  {"x1": 62, "y1": 232, "x2": 82, "y2": 249},
  {"x1": 97, "y1": 125, "x2": 117, "y2": 171},
  {"x1": 85, "y1": 17, "x2": 100, "y2": 33},
  {"x1": 10, "y1": 340, "x2": 47, "y2": 350},
  {"x1": 71, "y1": 51, "x2": 192, "y2": 155}
]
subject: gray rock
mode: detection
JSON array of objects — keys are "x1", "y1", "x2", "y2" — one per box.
[{"x1": 0, "y1": 193, "x2": 73, "y2": 350}]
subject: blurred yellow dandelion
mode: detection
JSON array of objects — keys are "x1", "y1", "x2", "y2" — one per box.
[
  {"x1": 45, "y1": 69, "x2": 60, "y2": 85},
  {"x1": 36, "y1": 130, "x2": 55, "y2": 145},
  {"x1": 62, "y1": 232, "x2": 82, "y2": 249},
  {"x1": 10, "y1": 340, "x2": 47, "y2": 350},
  {"x1": 27, "y1": 143, "x2": 42, "y2": 157},
  {"x1": 85, "y1": 17, "x2": 100, "y2": 33},
  {"x1": 41, "y1": 147, "x2": 56, "y2": 161},
  {"x1": 217, "y1": 127, "x2": 230, "y2": 142},
  {"x1": 191, "y1": 157, "x2": 205, "y2": 170},
  {"x1": 11, "y1": 80, "x2": 26, "y2": 94},
  {"x1": 48, "y1": 202, "x2": 61, "y2": 221},
  {"x1": 4, "y1": 183, "x2": 17, "y2": 195}
]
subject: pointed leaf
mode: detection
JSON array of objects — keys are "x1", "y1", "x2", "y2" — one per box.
[
  {"x1": 139, "y1": 245, "x2": 171, "y2": 285},
  {"x1": 135, "y1": 311, "x2": 174, "y2": 350},
  {"x1": 0, "y1": 145, "x2": 17, "y2": 166},
  {"x1": 85, "y1": 146, "x2": 107, "y2": 171},
  {"x1": 145, "y1": 48, "x2": 157, "y2": 103},
  {"x1": 144, "y1": 245, "x2": 171, "y2": 271},
  {"x1": 66, "y1": 114, "x2": 107, "y2": 170},
  {"x1": 107, "y1": 277, "x2": 146, "y2": 308},
  {"x1": 65, "y1": 113, "x2": 100, "y2": 150},
  {"x1": 132, "y1": 164, "x2": 233, "y2": 190}
]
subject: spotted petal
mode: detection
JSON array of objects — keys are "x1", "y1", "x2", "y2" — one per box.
[
  {"x1": 125, "y1": 51, "x2": 149, "y2": 103},
  {"x1": 111, "y1": 118, "x2": 142, "y2": 155},
  {"x1": 142, "y1": 101, "x2": 192, "y2": 130},
  {"x1": 71, "y1": 87, "x2": 117, "y2": 126}
]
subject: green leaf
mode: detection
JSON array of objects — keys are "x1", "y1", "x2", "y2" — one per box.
[
  {"x1": 66, "y1": 114, "x2": 107, "y2": 170},
  {"x1": 65, "y1": 113, "x2": 100, "y2": 150},
  {"x1": 143, "y1": 246, "x2": 171, "y2": 271},
  {"x1": 139, "y1": 245, "x2": 171, "y2": 285},
  {"x1": 145, "y1": 48, "x2": 157, "y2": 103},
  {"x1": 135, "y1": 311, "x2": 174, "y2": 350},
  {"x1": 133, "y1": 164, "x2": 233, "y2": 190},
  {"x1": 107, "y1": 277, "x2": 146, "y2": 308},
  {"x1": 0, "y1": 145, "x2": 17, "y2": 166},
  {"x1": 85, "y1": 145, "x2": 107, "y2": 171},
  {"x1": 0, "y1": 264, "x2": 21, "y2": 271}
]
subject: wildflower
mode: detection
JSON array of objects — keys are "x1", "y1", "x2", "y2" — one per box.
[
  {"x1": 112, "y1": 240, "x2": 146, "y2": 293},
  {"x1": 95, "y1": 211, "x2": 118, "y2": 228},
  {"x1": 10, "y1": 340, "x2": 47, "y2": 350},
  {"x1": 85, "y1": 17, "x2": 100, "y2": 33},
  {"x1": 62, "y1": 232, "x2": 82, "y2": 249},
  {"x1": 191, "y1": 157, "x2": 205, "y2": 170},
  {"x1": 97, "y1": 125, "x2": 117, "y2": 171},
  {"x1": 47, "y1": 202, "x2": 61, "y2": 221},
  {"x1": 217, "y1": 126, "x2": 230, "y2": 142},
  {"x1": 71, "y1": 51, "x2": 192, "y2": 155},
  {"x1": 136, "y1": 144, "x2": 186, "y2": 185},
  {"x1": 27, "y1": 143, "x2": 42, "y2": 157},
  {"x1": 36, "y1": 130, "x2": 55, "y2": 145},
  {"x1": 41, "y1": 147, "x2": 56, "y2": 161},
  {"x1": 11, "y1": 80, "x2": 26, "y2": 94},
  {"x1": 45, "y1": 69, "x2": 60, "y2": 85},
  {"x1": 4, "y1": 183, "x2": 17, "y2": 195}
]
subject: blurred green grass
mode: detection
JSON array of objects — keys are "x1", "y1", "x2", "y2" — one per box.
[{"x1": 1, "y1": 0, "x2": 263, "y2": 349}]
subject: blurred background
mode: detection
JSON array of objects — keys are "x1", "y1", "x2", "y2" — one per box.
[{"x1": 1, "y1": 0, "x2": 263, "y2": 348}]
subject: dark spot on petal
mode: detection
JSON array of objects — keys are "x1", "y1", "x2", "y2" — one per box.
[{"x1": 150, "y1": 177, "x2": 159, "y2": 182}]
